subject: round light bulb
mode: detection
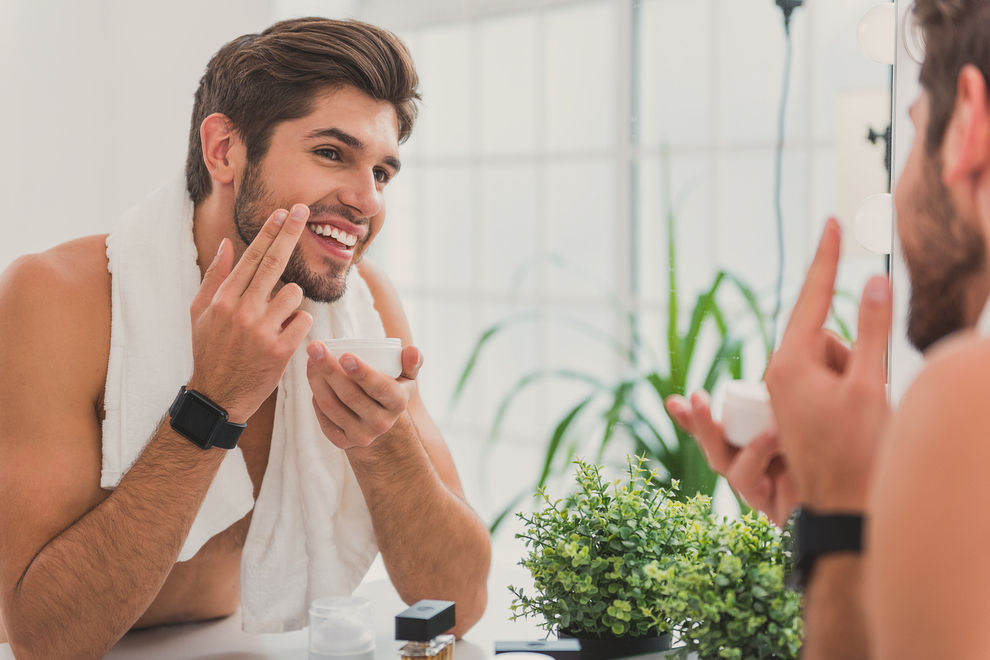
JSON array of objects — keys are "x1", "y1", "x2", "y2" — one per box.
[
  {"x1": 853, "y1": 193, "x2": 893, "y2": 255},
  {"x1": 858, "y1": 3, "x2": 896, "y2": 65}
]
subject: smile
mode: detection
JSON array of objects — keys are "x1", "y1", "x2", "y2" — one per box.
[{"x1": 308, "y1": 223, "x2": 358, "y2": 248}]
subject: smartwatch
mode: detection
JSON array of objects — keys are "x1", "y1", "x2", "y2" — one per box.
[
  {"x1": 790, "y1": 508, "x2": 864, "y2": 590},
  {"x1": 168, "y1": 386, "x2": 246, "y2": 450}
]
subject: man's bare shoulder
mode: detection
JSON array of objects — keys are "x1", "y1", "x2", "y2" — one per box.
[
  {"x1": 888, "y1": 331, "x2": 990, "y2": 457},
  {"x1": 0, "y1": 235, "x2": 112, "y2": 403},
  {"x1": 356, "y1": 258, "x2": 412, "y2": 343},
  {"x1": 867, "y1": 333, "x2": 990, "y2": 655}
]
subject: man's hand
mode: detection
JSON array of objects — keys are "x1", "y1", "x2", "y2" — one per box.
[
  {"x1": 765, "y1": 218, "x2": 891, "y2": 512},
  {"x1": 307, "y1": 342, "x2": 423, "y2": 449},
  {"x1": 188, "y1": 204, "x2": 314, "y2": 422},
  {"x1": 665, "y1": 391, "x2": 797, "y2": 527}
]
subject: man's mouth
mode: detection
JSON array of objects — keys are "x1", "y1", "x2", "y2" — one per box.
[{"x1": 308, "y1": 223, "x2": 359, "y2": 250}]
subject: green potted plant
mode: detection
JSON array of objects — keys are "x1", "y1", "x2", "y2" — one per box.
[
  {"x1": 662, "y1": 513, "x2": 804, "y2": 659},
  {"x1": 509, "y1": 457, "x2": 705, "y2": 659},
  {"x1": 510, "y1": 457, "x2": 803, "y2": 660}
]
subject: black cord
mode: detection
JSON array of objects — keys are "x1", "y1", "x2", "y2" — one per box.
[{"x1": 770, "y1": 14, "x2": 795, "y2": 345}]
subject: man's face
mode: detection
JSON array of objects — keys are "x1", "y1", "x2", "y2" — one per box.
[
  {"x1": 894, "y1": 91, "x2": 987, "y2": 351},
  {"x1": 233, "y1": 86, "x2": 401, "y2": 303}
]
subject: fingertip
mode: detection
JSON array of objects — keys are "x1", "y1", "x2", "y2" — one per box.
[
  {"x1": 272, "y1": 208, "x2": 289, "y2": 226},
  {"x1": 863, "y1": 275, "x2": 891, "y2": 305},
  {"x1": 690, "y1": 390, "x2": 711, "y2": 408},
  {"x1": 288, "y1": 203, "x2": 309, "y2": 223},
  {"x1": 307, "y1": 341, "x2": 325, "y2": 362},
  {"x1": 340, "y1": 354, "x2": 359, "y2": 374}
]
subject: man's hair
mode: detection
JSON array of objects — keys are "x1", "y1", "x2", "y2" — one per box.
[
  {"x1": 185, "y1": 17, "x2": 420, "y2": 205},
  {"x1": 913, "y1": 0, "x2": 990, "y2": 154}
]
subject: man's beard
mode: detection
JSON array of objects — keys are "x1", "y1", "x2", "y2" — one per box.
[
  {"x1": 233, "y1": 160, "x2": 362, "y2": 303},
  {"x1": 904, "y1": 154, "x2": 987, "y2": 351}
]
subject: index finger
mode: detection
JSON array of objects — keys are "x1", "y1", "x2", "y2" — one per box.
[
  {"x1": 781, "y1": 218, "x2": 842, "y2": 344},
  {"x1": 686, "y1": 391, "x2": 738, "y2": 475},
  {"x1": 223, "y1": 204, "x2": 309, "y2": 298},
  {"x1": 849, "y1": 275, "x2": 892, "y2": 384}
]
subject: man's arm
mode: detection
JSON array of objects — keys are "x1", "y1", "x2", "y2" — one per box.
[
  {"x1": 306, "y1": 259, "x2": 491, "y2": 637},
  {"x1": 0, "y1": 206, "x2": 314, "y2": 657},
  {"x1": 761, "y1": 220, "x2": 891, "y2": 660},
  {"x1": 868, "y1": 338, "x2": 990, "y2": 658},
  {"x1": 0, "y1": 246, "x2": 224, "y2": 658}
]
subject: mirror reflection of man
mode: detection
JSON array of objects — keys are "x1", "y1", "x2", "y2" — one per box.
[
  {"x1": 667, "y1": 0, "x2": 990, "y2": 657},
  {"x1": 0, "y1": 18, "x2": 490, "y2": 657}
]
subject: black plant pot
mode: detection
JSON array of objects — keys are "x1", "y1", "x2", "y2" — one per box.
[{"x1": 559, "y1": 630, "x2": 673, "y2": 660}]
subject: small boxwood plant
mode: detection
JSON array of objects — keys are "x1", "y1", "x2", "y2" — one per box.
[
  {"x1": 510, "y1": 456, "x2": 803, "y2": 658},
  {"x1": 509, "y1": 457, "x2": 711, "y2": 639},
  {"x1": 663, "y1": 513, "x2": 804, "y2": 659}
]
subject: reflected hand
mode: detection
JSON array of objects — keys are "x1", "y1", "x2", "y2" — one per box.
[
  {"x1": 765, "y1": 218, "x2": 891, "y2": 512},
  {"x1": 666, "y1": 391, "x2": 797, "y2": 527},
  {"x1": 307, "y1": 343, "x2": 423, "y2": 449}
]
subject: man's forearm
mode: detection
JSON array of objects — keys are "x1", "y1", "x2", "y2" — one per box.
[
  {"x1": 801, "y1": 554, "x2": 870, "y2": 660},
  {"x1": 6, "y1": 423, "x2": 225, "y2": 659},
  {"x1": 347, "y1": 414, "x2": 491, "y2": 637}
]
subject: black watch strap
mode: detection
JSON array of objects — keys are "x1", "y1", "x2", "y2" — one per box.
[
  {"x1": 168, "y1": 386, "x2": 246, "y2": 450},
  {"x1": 790, "y1": 509, "x2": 864, "y2": 590}
]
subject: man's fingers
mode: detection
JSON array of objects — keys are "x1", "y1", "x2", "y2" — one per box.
[
  {"x1": 400, "y1": 345, "x2": 423, "y2": 381},
  {"x1": 191, "y1": 238, "x2": 234, "y2": 317},
  {"x1": 781, "y1": 218, "x2": 842, "y2": 343},
  {"x1": 823, "y1": 330, "x2": 852, "y2": 374},
  {"x1": 725, "y1": 432, "x2": 780, "y2": 495},
  {"x1": 664, "y1": 395, "x2": 695, "y2": 433},
  {"x1": 217, "y1": 208, "x2": 290, "y2": 296},
  {"x1": 265, "y1": 282, "x2": 305, "y2": 327},
  {"x1": 688, "y1": 391, "x2": 736, "y2": 474},
  {"x1": 244, "y1": 204, "x2": 310, "y2": 300},
  {"x1": 850, "y1": 275, "x2": 892, "y2": 383}
]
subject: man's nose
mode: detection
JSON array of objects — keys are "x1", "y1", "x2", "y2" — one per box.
[{"x1": 338, "y1": 169, "x2": 383, "y2": 219}]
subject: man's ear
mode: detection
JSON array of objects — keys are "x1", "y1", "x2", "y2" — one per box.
[
  {"x1": 200, "y1": 113, "x2": 243, "y2": 186},
  {"x1": 942, "y1": 64, "x2": 990, "y2": 185}
]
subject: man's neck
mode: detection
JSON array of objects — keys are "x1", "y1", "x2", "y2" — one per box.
[{"x1": 192, "y1": 191, "x2": 239, "y2": 279}]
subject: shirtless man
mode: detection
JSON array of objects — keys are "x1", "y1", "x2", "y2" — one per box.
[
  {"x1": 667, "y1": 0, "x2": 990, "y2": 657},
  {"x1": 0, "y1": 18, "x2": 491, "y2": 658}
]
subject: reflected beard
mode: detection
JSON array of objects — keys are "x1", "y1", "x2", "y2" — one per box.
[
  {"x1": 233, "y1": 160, "x2": 349, "y2": 304},
  {"x1": 904, "y1": 155, "x2": 986, "y2": 352}
]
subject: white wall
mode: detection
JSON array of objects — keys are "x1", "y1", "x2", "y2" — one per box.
[{"x1": 0, "y1": 0, "x2": 274, "y2": 269}]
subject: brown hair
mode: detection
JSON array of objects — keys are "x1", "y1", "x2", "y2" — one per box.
[
  {"x1": 913, "y1": 0, "x2": 990, "y2": 154},
  {"x1": 185, "y1": 17, "x2": 420, "y2": 204}
]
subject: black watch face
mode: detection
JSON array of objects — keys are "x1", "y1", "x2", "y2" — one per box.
[{"x1": 171, "y1": 393, "x2": 223, "y2": 448}]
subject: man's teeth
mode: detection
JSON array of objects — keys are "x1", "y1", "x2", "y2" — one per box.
[{"x1": 310, "y1": 224, "x2": 358, "y2": 247}]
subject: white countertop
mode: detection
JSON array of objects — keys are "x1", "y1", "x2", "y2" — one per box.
[
  {"x1": 0, "y1": 549, "x2": 549, "y2": 659},
  {"x1": 0, "y1": 542, "x2": 680, "y2": 659}
]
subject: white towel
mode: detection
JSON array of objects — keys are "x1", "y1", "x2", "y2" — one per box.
[{"x1": 102, "y1": 172, "x2": 379, "y2": 633}]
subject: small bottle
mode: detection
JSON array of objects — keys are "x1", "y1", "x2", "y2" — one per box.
[{"x1": 395, "y1": 600, "x2": 456, "y2": 660}]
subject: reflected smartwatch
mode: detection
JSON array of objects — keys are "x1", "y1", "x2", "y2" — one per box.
[
  {"x1": 790, "y1": 508, "x2": 864, "y2": 590},
  {"x1": 168, "y1": 386, "x2": 246, "y2": 450}
]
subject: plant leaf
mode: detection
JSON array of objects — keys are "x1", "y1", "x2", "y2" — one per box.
[{"x1": 536, "y1": 394, "x2": 598, "y2": 489}]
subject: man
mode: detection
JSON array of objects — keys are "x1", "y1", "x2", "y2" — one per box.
[
  {"x1": 667, "y1": 0, "x2": 990, "y2": 657},
  {"x1": 0, "y1": 18, "x2": 491, "y2": 658}
]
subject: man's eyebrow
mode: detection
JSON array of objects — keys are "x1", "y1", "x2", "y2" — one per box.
[{"x1": 305, "y1": 127, "x2": 401, "y2": 172}]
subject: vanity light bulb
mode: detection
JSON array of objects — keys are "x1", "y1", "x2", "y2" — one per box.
[
  {"x1": 858, "y1": 3, "x2": 896, "y2": 65},
  {"x1": 853, "y1": 193, "x2": 893, "y2": 255}
]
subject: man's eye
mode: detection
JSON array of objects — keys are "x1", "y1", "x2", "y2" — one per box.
[
  {"x1": 315, "y1": 148, "x2": 340, "y2": 161},
  {"x1": 374, "y1": 168, "x2": 391, "y2": 184}
]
